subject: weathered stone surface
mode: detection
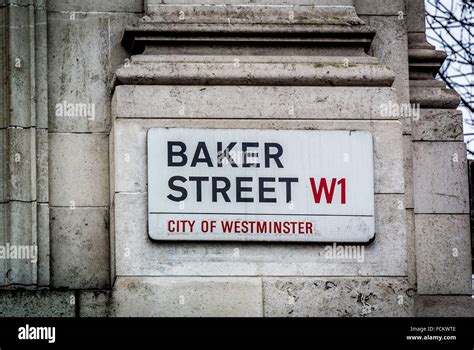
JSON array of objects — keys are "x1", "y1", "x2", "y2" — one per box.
[
  {"x1": 263, "y1": 277, "x2": 415, "y2": 317},
  {"x1": 108, "y1": 13, "x2": 140, "y2": 77},
  {"x1": 47, "y1": 12, "x2": 138, "y2": 133},
  {"x1": 48, "y1": 0, "x2": 143, "y2": 13},
  {"x1": 113, "y1": 277, "x2": 262, "y2": 317},
  {"x1": 0, "y1": 0, "x2": 469, "y2": 320},
  {"x1": 113, "y1": 85, "x2": 398, "y2": 120},
  {"x1": 403, "y1": 135, "x2": 414, "y2": 209},
  {"x1": 415, "y1": 295, "x2": 474, "y2": 317},
  {"x1": 415, "y1": 214, "x2": 471, "y2": 295},
  {"x1": 0, "y1": 203, "x2": 5, "y2": 285},
  {"x1": 406, "y1": 0, "x2": 426, "y2": 33},
  {"x1": 35, "y1": 5, "x2": 49, "y2": 130},
  {"x1": 406, "y1": 209, "x2": 417, "y2": 286},
  {"x1": 78, "y1": 290, "x2": 112, "y2": 317},
  {"x1": 109, "y1": 134, "x2": 116, "y2": 284},
  {"x1": 0, "y1": 129, "x2": 5, "y2": 202},
  {"x1": 80, "y1": 277, "x2": 263, "y2": 317},
  {"x1": 355, "y1": 0, "x2": 405, "y2": 16},
  {"x1": 36, "y1": 128, "x2": 48, "y2": 203},
  {"x1": 37, "y1": 203, "x2": 50, "y2": 287},
  {"x1": 3, "y1": 201, "x2": 36, "y2": 285},
  {"x1": 112, "y1": 118, "x2": 403, "y2": 195},
  {"x1": 145, "y1": 2, "x2": 361, "y2": 25},
  {"x1": 129, "y1": 51, "x2": 378, "y2": 64},
  {"x1": 0, "y1": 6, "x2": 5, "y2": 129},
  {"x1": 413, "y1": 142, "x2": 469, "y2": 214},
  {"x1": 6, "y1": 4, "x2": 33, "y2": 128},
  {"x1": 116, "y1": 62, "x2": 393, "y2": 87},
  {"x1": 158, "y1": 0, "x2": 354, "y2": 4},
  {"x1": 7, "y1": 128, "x2": 35, "y2": 202},
  {"x1": 114, "y1": 192, "x2": 406, "y2": 277},
  {"x1": 369, "y1": 194, "x2": 408, "y2": 275},
  {"x1": 0, "y1": 290, "x2": 75, "y2": 317},
  {"x1": 50, "y1": 207, "x2": 110, "y2": 289},
  {"x1": 49, "y1": 133, "x2": 109, "y2": 207},
  {"x1": 410, "y1": 86, "x2": 460, "y2": 109},
  {"x1": 412, "y1": 109, "x2": 464, "y2": 141},
  {"x1": 1, "y1": 0, "x2": 36, "y2": 6},
  {"x1": 366, "y1": 15, "x2": 410, "y2": 134},
  {"x1": 0, "y1": 2, "x2": 49, "y2": 291}
]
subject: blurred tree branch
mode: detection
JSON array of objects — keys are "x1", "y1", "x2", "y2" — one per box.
[{"x1": 425, "y1": 0, "x2": 473, "y2": 155}]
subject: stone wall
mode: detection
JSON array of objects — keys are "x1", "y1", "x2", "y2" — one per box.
[{"x1": 0, "y1": 0, "x2": 472, "y2": 317}]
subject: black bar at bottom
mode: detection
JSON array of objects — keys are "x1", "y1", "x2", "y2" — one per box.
[{"x1": 0, "y1": 317, "x2": 472, "y2": 349}]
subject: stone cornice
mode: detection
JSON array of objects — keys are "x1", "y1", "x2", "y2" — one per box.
[
  {"x1": 407, "y1": 5, "x2": 460, "y2": 109},
  {"x1": 116, "y1": 61, "x2": 394, "y2": 86},
  {"x1": 408, "y1": 33, "x2": 447, "y2": 82},
  {"x1": 143, "y1": 3, "x2": 363, "y2": 26},
  {"x1": 118, "y1": 22, "x2": 393, "y2": 86},
  {"x1": 122, "y1": 23, "x2": 376, "y2": 55},
  {"x1": 117, "y1": 2, "x2": 394, "y2": 87},
  {"x1": 410, "y1": 86, "x2": 460, "y2": 109}
]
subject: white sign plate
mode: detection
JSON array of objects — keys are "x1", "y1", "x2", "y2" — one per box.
[{"x1": 147, "y1": 128, "x2": 375, "y2": 242}]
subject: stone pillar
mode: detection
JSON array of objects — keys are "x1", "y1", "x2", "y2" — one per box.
[
  {"x1": 46, "y1": 0, "x2": 142, "y2": 290},
  {"x1": 355, "y1": 0, "x2": 417, "y2": 286},
  {"x1": 0, "y1": 0, "x2": 49, "y2": 287},
  {"x1": 105, "y1": 0, "x2": 416, "y2": 316},
  {"x1": 407, "y1": 0, "x2": 472, "y2": 298}
]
